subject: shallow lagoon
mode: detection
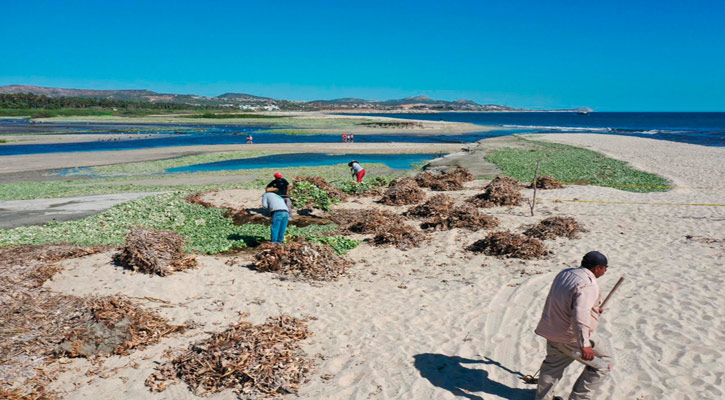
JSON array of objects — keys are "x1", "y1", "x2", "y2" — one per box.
[{"x1": 166, "y1": 153, "x2": 440, "y2": 173}]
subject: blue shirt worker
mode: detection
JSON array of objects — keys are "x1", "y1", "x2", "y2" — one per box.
[{"x1": 262, "y1": 188, "x2": 289, "y2": 243}]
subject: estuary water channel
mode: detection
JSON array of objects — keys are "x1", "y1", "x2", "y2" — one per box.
[{"x1": 0, "y1": 119, "x2": 507, "y2": 156}]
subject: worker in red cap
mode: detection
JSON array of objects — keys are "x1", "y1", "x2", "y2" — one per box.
[{"x1": 265, "y1": 172, "x2": 291, "y2": 213}]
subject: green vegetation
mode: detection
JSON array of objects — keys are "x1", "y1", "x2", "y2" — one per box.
[
  {"x1": 0, "y1": 192, "x2": 357, "y2": 254},
  {"x1": 290, "y1": 181, "x2": 338, "y2": 210},
  {"x1": 485, "y1": 139, "x2": 671, "y2": 192},
  {"x1": 0, "y1": 139, "x2": 6, "y2": 143},
  {"x1": 0, "y1": 93, "x2": 214, "y2": 112},
  {"x1": 335, "y1": 175, "x2": 395, "y2": 195},
  {"x1": 184, "y1": 112, "x2": 282, "y2": 119}
]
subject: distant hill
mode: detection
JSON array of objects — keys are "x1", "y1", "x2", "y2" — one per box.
[{"x1": 0, "y1": 85, "x2": 523, "y2": 112}]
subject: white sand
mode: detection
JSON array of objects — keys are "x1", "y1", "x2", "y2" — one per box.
[{"x1": 42, "y1": 134, "x2": 724, "y2": 399}]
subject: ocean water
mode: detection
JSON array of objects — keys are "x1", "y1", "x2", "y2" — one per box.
[
  {"x1": 364, "y1": 112, "x2": 725, "y2": 147},
  {"x1": 1, "y1": 113, "x2": 723, "y2": 157},
  {"x1": 166, "y1": 153, "x2": 439, "y2": 174}
]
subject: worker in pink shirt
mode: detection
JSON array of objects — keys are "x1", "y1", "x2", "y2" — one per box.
[{"x1": 534, "y1": 251, "x2": 614, "y2": 400}]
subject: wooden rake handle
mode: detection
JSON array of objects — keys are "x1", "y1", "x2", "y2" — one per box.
[{"x1": 601, "y1": 277, "x2": 625, "y2": 308}]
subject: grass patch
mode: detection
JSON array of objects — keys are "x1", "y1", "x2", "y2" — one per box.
[
  {"x1": 0, "y1": 192, "x2": 355, "y2": 254},
  {"x1": 485, "y1": 139, "x2": 671, "y2": 192},
  {"x1": 0, "y1": 163, "x2": 398, "y2": 201}
]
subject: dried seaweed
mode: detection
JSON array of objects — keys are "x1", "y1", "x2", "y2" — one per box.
[
  {"x1": 329, "y1": 209, "x2": 403, "y2": 234},
  {"x1": 253, "y1": 240, "x2": 352, "y2": 281},
  {"x1": 403, "y1": 194, "x2": 455, "y2": 219},
  {"x1": 421, "y1": 204, "x2": 500, "y2": 232},
  {"x1": 528, "y1": 175, "x2": 564, "y2": 189},
  {"x1": 469, "y1": 175, "x2": 523, "y2": 208},
  {"x1": 114, "y1": 227, "x2": 197, "y2": 276},
  {"x1": 146, "y1": 315, "x2": 312, "y2": 398},
  {"x1": 0, "y1": 244, "x2": 185, "y2": 397},
  {"x1": 379, "y1": 177, "x2": 425, "y2": 206},
  {"x1": 467, "y1": 231, "x2": 548, "y2": 259},
  {"x1": 56, "y1": 296, "x2": 188, "y2": 358},
  {"x1": 371, "y1": 224, "x2": 426, "y2": 250},
  {"x1": 294, "y1": 176, "x2": 347, "y2": 202},
  {"x1": 415, "y1": 169, "x2": 468, "y2": 191},
  {"x1": 523, "y1": 216, "x2": 584, "y2": 239}
]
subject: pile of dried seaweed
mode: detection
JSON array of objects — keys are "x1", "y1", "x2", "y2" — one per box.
[
  {"x1": 403, "y1": 194, "x2": 454, "y2": 219},
  {"x1": 329, "y1": 209, "x2": 403, "y2": 234},
  {"x1": 469, "y1": 175, "x2": 523, "y2": 208},
  {"x1": 254, "y1": 240, "x2": 352, "y2": 281},
  {"x1": 146, "y1": 315, "x2": 312, "y2": 398},
  {"x1": 56, "y1": 296, "x2": 187, "y2": 357},
  {"x1": 448, "y1": 167, "x2": 475, "y2": 182},
  {"x1": 0, "y1": 244, "x2": 184, "y2": 398},
  {"x1": 467, "y1": 231, "x2": 548, "y2": 259},
  {"x1": 114, "y1": 227, "x2": 197, "y2": 276},
  {"x1": 524, "y1": 216, "x2": 584, "y2": 239},
  {"x1": 379, "y1": 177, "x2": 425, "y2": 205},
  {"x1": 294, "y1": 176, "x2": 347, "y2": 201},
  {"x1": 529, "y1": 175, "x2": 564, "y2": 189},
  {"x1": 415, "y1": 167, "x2": 473, "y2": 191},
  {"x1": 372, "y1": 224, "x2": 426, "y2": 250},
  {"x1": 421, "y1": 204, "x2": 500, "y2": 232}
]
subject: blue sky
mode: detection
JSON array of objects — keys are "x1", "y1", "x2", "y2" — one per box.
[{"x1": 1, "y1": 0, "x2": 723, "y2": 111}]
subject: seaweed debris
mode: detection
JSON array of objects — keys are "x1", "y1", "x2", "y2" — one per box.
[
  {"x1": 469, "y1": 175, "x2": 523, "y2": 208},
  {"x1": 371, "y1": 224, "x2": 426, "y2": 250},
  {"x1": 329, "y1": 209, "x2": 403, "y2": 234},
  {"x1": 528, "y1": 175, "x2": 564, "y2": 189},
  {"x1": 379, "y1": 177, "x2": 425, "y2": 205},
  {"x1": 254, "y1": 240, "x2": 352, "y2": 281},
  {"x1": 146, "y1": 315, "x2": 313, "y2": 398},
  {"x1": 415, "y1": 167, "x2": 473, "y2": 191},
  {"x1": 523, "y1": 216, "x2": 584, "y2": 240},
  {"x1": 421, "y1": 204, "x2": 500, "y2": 232},
  {"x1": 114, "y1": 227, "x2": 197, "y2": 276},
  {"x1": 467, "y1": 231, "x2": 548, "y2": 259}
]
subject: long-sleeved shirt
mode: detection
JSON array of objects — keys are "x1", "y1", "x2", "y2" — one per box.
[
  {"x1": 535, "y1": 267, "x2": 601, "y2": 348},
  {"x1": 262, "y1": 192, "x2": 289, "y2": 213}
]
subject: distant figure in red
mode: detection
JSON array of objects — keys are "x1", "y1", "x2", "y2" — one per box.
[
  {"x1": 342, "y1": 133, "x2": 348, "y2": 143},
  {"x1": 246, "y1": 134, "x2": 253, "y2": 144},
  {"x1": 348, "y1": 160, "x2": 366, "y2": 183}
]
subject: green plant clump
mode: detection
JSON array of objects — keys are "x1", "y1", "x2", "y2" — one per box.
[
  {"x1": 485, "y1": 140, "x2": 671, "y2": 192},
  {"x1": 290, "y1": 181, "x2": 338, "y2": 210},
  {"x1": 0, "y1": 192, "x2": 342, "y2": 254},
  {"x1": 310, "y1": 235, "x2": 360, "y2": 255}
]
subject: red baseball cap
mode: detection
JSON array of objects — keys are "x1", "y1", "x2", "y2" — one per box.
[{"x1": 274, "y1": 172, "x2": 283, "y2": 178}]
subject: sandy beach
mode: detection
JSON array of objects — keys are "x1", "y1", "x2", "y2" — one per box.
[{"x1": 13, "y1": 134, "x2": 718, "y2": 399}]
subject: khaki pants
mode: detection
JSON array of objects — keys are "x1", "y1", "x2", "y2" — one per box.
[{"x1": 535, "y1": 335, "x2": 614, "y2": 400}]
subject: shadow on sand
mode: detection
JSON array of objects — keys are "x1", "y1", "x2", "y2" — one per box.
[{"x1": 413, "y1": 353, "x2": 535, "y2": 400}]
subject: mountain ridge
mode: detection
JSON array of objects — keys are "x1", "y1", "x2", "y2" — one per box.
[{"x1": 0, "y1": 84, "x2": 523, "y2": 111}]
